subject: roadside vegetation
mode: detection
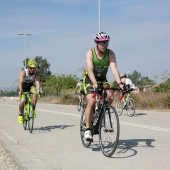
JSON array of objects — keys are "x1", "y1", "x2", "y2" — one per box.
[{"x1": 1, "y1": 56, "x2": 170, "y2": 111}]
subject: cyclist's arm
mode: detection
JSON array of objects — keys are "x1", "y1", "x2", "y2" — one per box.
[
  {"x1": 86, "y1": 50, "x2": 97, "y2": 89},
  {"x1": 35, "y1": 73, "x2": 41, "y2": 92},
  {"x1": 18, "y1": 70, "x2": 25, "y2": 92},
  {"x1": 109, "y1": 50, "x2": 123, "y2": 89},
  {"x1": 74, "y1": 83, "x2": 79, "y2": 93}
]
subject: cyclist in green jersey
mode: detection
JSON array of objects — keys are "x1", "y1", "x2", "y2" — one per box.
[
  {"x1": 18, "y1": 60, "x2": 41, "y2": 124},
  {"x1": 83, "y1": 32, "x2": 124, "y2": 141}
]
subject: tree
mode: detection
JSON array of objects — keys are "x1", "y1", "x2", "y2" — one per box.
[
  {"x1": 128, "y1": 70, "x2": 154, "y2": 87},
  {"x1": 43, "y1": 74, "x2": 79, "y2": 96},
  {"x1": 76, "y1": 66, "x2": 86, "y2": 79},
  {"x1": 34, "y1": 56, "x2": 52, "y2": 82},
  {"x1": 161, "y1": 69, "x2": 170, "y2": 83},
  {"x1": 154, "y1": 78, "x2": 170, "y2": 92},
  {"x1": 127, "y1": 70, "x2": 142, "y2": 87},
  {"x1": 139, "y1": 77, "x2": 154, "y2": 86}
]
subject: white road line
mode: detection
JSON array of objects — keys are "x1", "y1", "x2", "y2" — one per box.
[
  {"x1": 37, "y1": 108, "x2": 80, "y2": 117},
  {"x1": 1, "y1": 103, "x2": 170, "y2": 133},
  {"x1": 120, "y1": 121, "x2": 170, "y2": 132}
]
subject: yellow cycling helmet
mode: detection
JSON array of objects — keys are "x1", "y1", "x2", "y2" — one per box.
[{"x1": 27, "y1": 60, "x2": 37, "y2": 68}]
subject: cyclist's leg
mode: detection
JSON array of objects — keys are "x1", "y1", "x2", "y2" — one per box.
[
  {"x1": 123, "y1": 94, "x2": 127, "y2": 108},
  {"x1": 30, "y1": 86, "x2": 37, "y2": 118},
  {"x1": 18, "y1": 97, "x2": 26, "y2": 124},
  {"x1": 84, "y1": 77, "x2": 95, "y2": 140},
  {"x1": 31, "y1": 86, "x2": 37, "y2": 107},
  {"x1": 106, "y1": 90, "x2": 114, "y2": 105},
  {"x1": 85, "y1": 93, "x2": 95, "y2": 128},
  {"x1": 78, "y1": 93, "x2": 81, "y2": 104},
  {"x1": 18, "y1": 84, "x2": 27, "y2": 124},
  {"x1": 19, "y1": 97, "x2": 26, "y2": 115},
  {"x1": 103, "y1": 82, "x2": 114, "y2": 105}
]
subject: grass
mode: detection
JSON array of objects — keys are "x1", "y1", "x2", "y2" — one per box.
[{"x1": 40, "y1": 92, "x2": 170, "y2": 112}]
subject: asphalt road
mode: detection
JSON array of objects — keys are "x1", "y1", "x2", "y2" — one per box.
[{"x1": 0, "y1": 99, "x2": 170, "y2": 170}]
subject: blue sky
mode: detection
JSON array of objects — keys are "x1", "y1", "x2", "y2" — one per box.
[{"x1": 0, "y1": 0, "x2": 170, "y2": 88}]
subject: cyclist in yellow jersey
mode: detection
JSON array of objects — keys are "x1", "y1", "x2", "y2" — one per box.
[
  {"x1": 18, "y1": 60, "x2": 41, "y2": 124},
  {"x1": 74, "y1": 79, "x2": 84, "y2": 103},
  {"x1": 84, "y1": 32, "x2": 124, "y2": 141}
]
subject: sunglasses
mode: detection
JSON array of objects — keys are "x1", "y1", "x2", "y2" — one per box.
[
  {"x1": 98, "y1": 41, "x2": 109, "y2": 46},
  {"x1": 29, "y1": 67, "x2": 36, "y2": 71}
]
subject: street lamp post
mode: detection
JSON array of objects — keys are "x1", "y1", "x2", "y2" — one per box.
[
  {"x1": 18, "y1": 33, "x2": 31, "y2": 69},
  {"x1": 98, "y1": 0, "x2": 101, "y2": 32}
]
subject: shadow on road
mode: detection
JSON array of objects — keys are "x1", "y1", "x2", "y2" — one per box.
[
  {"x1": 113, "y1": 138, "x2": 155, "y2": 158},
  {"x1": 133, "y1": 112, "x2": 147, "y2": 117},
  {"x1": 88, "y1": 138, "x2": 155, "y2": 158},
  {"x1": 32, "y1": 124, "x2": 75, "y2": 134}
]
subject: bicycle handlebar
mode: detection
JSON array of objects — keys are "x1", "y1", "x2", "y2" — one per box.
[
  {"x1": 92, "y1": 86, "x2": 122, "y2": 98},
  {"x1": 91, "y1": 86, "x2": 134, "y2": 98},
  {"x1": 21, "y1": 91, "x2": 41, "y2": 99}
]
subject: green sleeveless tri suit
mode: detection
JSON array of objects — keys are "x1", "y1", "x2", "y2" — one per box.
[{"x1": 84, "y1": 48, "x2": 110, "y2": 95}]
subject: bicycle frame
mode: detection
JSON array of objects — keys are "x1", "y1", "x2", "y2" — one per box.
[{"x1": 92, "y1": 86, "x2": 118, "y2": 135}]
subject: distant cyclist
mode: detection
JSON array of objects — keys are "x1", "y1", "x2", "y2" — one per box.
[
  {"x1": 83, "y1": 32, "x2": 124, "y2": 141},
  {"x1": 74, "y1": 79, "x2": 84, "y2": 103},
  {"x1": 120, "y1": 73, "x2": 136, "y2": 106},
  {"x1": 18, "y1": 60, "x2": 41, "y2": 124}
]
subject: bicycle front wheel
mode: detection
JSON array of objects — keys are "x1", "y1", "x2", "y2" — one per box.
[
  {"x1": 28, "y1": 103, "x2": 34, "y2": 133},
  {"x1": 77, "y1": 98, "x2": 81, "y2": 111},
  {"x1": 99, "y1": 105, "x2": 120, "y2": 157},
  {"x1": 126, "y1": 98, "x2": 135, "y2": 117},
  {"x1": 116, "y1": 100, "x2": 123, "y2": 116},
  {"x1": 80, "y1": 110, "x2": 92, "y2": 147}
]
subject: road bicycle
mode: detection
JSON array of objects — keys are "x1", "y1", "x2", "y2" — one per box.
[
  {"x1": 22, "y1": 92, "x2": 40, "y2": 133},
  {"x1": 116, "y1": 89, "x2": 135, "y2": 117},
  {"x1": 80, "y1": 85, "x2": 121, "y2": 157},
  {"x1": 76, "y1": 93, "x2": 86, "y2": 112}
]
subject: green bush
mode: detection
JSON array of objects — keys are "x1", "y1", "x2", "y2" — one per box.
[
  {"x1": 60, "y1": 94, "x2": 77, "y2": 105},
  {"x1": 163, "y1": 96, "x2": 170, "y2": 108},
  {"x1": 154, "y1": 80, "x2": 170, "y2": 93},
  {"x1": 130, "y1": 93, "x2": 140, "y2": 102}
]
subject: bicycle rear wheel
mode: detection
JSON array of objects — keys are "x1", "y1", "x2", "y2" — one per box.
[
  {"x1": 23, "y1": 107, "x2": 27, "y2": 130},
  {"x1": 81, "y1": 98, "x2": 87, "y2": 112},
  {"x1": 77, "y1": 98, "x2": 81, "y2": 111},
  {"x1": 116, "y1": 100, "x2": 123, "y2": 116},
  {"x1": 28, "y1": 103, "x2": 34, "y2": 133},
  {"x1": 99, "y1": 105, "x2": 120, "y2": 157},
  {"x1": 80, "y1": 110, "x2": 92, "y2": 147},
  {"x1": 126, "y1": 98, "x2": 135, "y2": 117}
]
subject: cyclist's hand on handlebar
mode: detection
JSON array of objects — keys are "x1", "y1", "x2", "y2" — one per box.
[
  {"x1": 92, "y1": 81, "x2": 98, "y2": 90},
  {"x1": 118, "y1": 83, "x2": 124, "y2": 91},
  {"x1": 122, "y1": 84, "x2": 131, "y2": 93},
  {"x1": 37, "y1": 90, "x2": 42, "y2": 96}
]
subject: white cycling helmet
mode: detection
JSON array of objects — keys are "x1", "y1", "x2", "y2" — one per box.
[
  {"x1": 94, "y1": 32, "x2": 110, "y2": 42},
  {"x1": 120, "y1": 74, "x2": 127, "y2": 78}
]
